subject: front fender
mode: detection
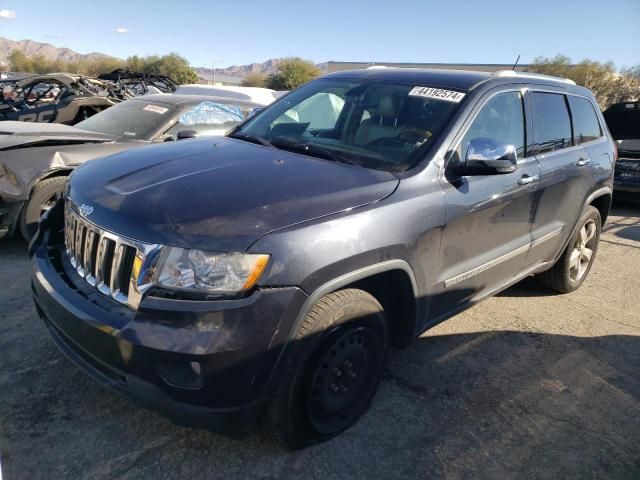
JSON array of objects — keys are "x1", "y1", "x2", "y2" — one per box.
[{"x1": 249, "y1": 171, "x2": 445, "y2": 302}]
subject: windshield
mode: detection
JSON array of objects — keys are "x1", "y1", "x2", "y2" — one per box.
[
  {"x1": 233, "y1": 78, "x2": 464, "y2": 171},
  {"x1": 75, "y1": 100, "x2": 177, "y2": 140}
]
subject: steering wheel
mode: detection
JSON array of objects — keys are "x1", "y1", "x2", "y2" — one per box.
[
  {"x1": 398, "y1": 128, "x2": 432, "y2": 142},
  {"x1": 366, "y1": 137, "x2": 408, "y2": 148}
]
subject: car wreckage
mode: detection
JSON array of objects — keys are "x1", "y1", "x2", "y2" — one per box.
[
  {"x1": 0, "y1": 94, "x2": 263, "y2": 240},
  {"x1": 98, "y1": 69, "x2": 178, "y2": 96},
  {"x1": 1, "y1": 73, "x2": 127, "y2": 124}
]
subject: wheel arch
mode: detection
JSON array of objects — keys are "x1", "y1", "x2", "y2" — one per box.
[
  {"x1": 291, "y1": 260, "x2": 420, "y2": 348},
  {"x1": 587, "y1": 187, "x2": 612, "y2": 225},
  {"x1": 37, "y1": 168, "x2": 73, "y2": 184},
  {"x1": 549, "y1": 187, "x2": 611, "y2": 267}
]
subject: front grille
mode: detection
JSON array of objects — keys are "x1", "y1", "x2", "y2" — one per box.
[{"x1": 64, "y1": 203, "x2": 156, "y2": 309}]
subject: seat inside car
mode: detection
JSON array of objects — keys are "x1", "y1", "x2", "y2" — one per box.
[{"x1": 355, "y1": 94, "x2": 402, "y2": 145}]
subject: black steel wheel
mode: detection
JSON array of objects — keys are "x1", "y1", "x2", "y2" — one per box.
[
  {"x1": 305, "y1": 326, "x2": 384, "y2": 434},
  {"x1": 262, "y1": 289, "x2": 388, "y2": 448}
]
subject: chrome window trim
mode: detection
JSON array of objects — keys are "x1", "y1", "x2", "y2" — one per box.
[
  {"x1": 439, "y1": 86, "x2": 606, "y2": 180},
  {"x1": 439, "y1": 87, "x2": 534, "y2": 181},
  {"x1": 527, "y1": 89, "x2": 606, "y2": 151}
]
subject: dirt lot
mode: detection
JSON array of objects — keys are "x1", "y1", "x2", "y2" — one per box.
[{"x1": 1, "y1": 204, "x2": 639, "y2": 480}]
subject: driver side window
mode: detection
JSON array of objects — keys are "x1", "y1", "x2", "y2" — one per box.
[{"x1": 460, "y1": 91, "x2": 526, "y2": 161}]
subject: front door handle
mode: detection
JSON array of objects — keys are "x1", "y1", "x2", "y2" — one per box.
[
  {"x1": 518, "y1": 175, "x2": 539, "y2": 185},
  {"x1": 576, "y1": 158, "x2": 591, "y2": 167}
]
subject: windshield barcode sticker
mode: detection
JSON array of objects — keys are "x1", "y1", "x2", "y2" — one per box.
[{"x1": 409, "y1": 87, "x2": 465, "y2": 103}]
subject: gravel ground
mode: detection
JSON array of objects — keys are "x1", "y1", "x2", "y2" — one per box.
[{"x1": 0, "y1": 203, "x2": 639, "y2": 480}]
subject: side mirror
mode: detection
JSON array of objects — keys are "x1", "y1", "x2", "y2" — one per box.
[
  {"x1": 176, "y1": 129, "x2": 199, "y2": 140},
  {"x1": 459, "y1": 137, "x2": 518, "y2": 175}
]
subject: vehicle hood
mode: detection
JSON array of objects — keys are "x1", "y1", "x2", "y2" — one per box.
[
  {"x1": 617, "y1": 139, "x2": 640, "y2": 157},
  {"x1": 68, "y1": 137, "x2": 399, "y2": 251},
  {"x1": 0, "y1": 121, "x2": 114, "y2": 151}
]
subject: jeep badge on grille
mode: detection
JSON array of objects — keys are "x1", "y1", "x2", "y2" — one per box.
[{"x1": 79, "y1": 204, "x2": 94, "y2": 217}]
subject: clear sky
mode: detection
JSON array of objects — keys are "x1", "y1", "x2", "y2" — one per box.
[{"x1": 0, "y1": 0, "x2": 638, "y2": 69}]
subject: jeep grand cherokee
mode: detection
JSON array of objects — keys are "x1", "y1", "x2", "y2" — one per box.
[{"x1": 30, "y1": 68, "x2": 615, "y2": 448}]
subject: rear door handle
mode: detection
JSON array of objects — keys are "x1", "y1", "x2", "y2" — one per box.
[
  {"x1": 576, "y1": 158, "x2": 591, "y2": 167},
  {"x1": 518, "y1": 175, "x2": 539, "y2": 185}
]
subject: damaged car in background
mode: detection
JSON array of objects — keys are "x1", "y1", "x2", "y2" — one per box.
[
  {"x1": 0, "y1": 94, "x2": 262, "y2": 240},
  {"x1": 98, "y1": 69, "x2": 178, "y2": 96},
  {"x1": 1, "y1": 73, "x2": 125, "y2": 124},
  {"x1": 604, "y1": 101, "x2": 640, "y2": 202}
]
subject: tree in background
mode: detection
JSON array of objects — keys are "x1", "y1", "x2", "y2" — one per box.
[
  {"x1": 8, "y1": 50, "x2": 31, "y2": 72},
  {"x1": 7, "y1": 49, "x2": 198, "y2": 84},
  {"x1": 527, "y1": 55, "x2": 640, "y2": 109},
  {"x1": 242, "y1": 72, "x2": 267, "y2": 87},
  {"x1": 266, "y1": 57, "x2": 321, "y2": 90},
  {"x1": 126, "y1": 53, "x2": 199, "y2": 84}
]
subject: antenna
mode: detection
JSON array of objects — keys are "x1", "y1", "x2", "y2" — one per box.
[{"x1": 512, "y1": 54, "x2": 521, "y2": 71}]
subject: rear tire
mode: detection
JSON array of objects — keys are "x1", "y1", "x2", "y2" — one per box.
[
  {"x1": 537, "y1": 205, "x2": 601, "y2": 293},
  {"x1": 262, "y1": 289, "x2": 388, "y2": 449},
  {"x1": 19, "y1": 176, "x2": 67, "y2": 241}
]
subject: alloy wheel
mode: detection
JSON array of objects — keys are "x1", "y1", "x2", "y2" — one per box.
[{"x1": 569, "y1": 219, "x2": 597, "y2": 282}]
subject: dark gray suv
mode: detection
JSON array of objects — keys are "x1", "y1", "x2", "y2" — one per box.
[{"x1": 30, "y1": 68, "x2": 615, "y2": 448}]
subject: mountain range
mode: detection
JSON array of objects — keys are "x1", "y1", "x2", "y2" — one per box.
[
  {"x1": 195, "y1": 59, "x2": 329, "y2": 78},
  {"x1": 0, "y1": 37, "x2": 114, "y2": 65},
  {"x1": 0, "y1": 37, "x2": 322, "y2": 78}
]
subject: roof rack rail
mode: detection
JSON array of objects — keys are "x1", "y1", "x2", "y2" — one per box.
[{"x1": 492, "y1": 70, "x2": 576, "y2": 85}]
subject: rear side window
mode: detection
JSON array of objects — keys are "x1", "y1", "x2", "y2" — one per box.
[
  {"x1": 531, "y1": 92, "x2": 572, "y2": 154},
  {"x1": 568, "y1": 96, "x2": 602, "y2": 144}
]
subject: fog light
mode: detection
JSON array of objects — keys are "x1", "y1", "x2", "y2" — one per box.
[
  {"x1": 155, "y1": 359, "x2": 204, "y2": 389},
  {"x1": 190, "y1": 361, "x2": 202, "y2": 375}
]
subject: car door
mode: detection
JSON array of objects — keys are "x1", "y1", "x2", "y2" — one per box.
[
  {"x1": 525, "y1": 91, "x2": 597, "y2": 264},
  {"x1": 433, "y1": 89, "x2": 541, "y2": 315}
]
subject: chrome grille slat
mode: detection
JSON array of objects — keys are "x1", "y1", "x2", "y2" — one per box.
[
  {"x1": 63, "y1": 203, "x2": 159, "y2": 310},
  {"x1": 75, "y1": 222, "x2": 85, "y2": 276},
  {"x1": 110, "y1": 242, "x2": 125, "y2": 296},
  {"x1": 94, "y1": 237, "x2": 108, "y2": 288},
  {"x1": 84, "y1": 230, "x2": 98, "y2": 286}
]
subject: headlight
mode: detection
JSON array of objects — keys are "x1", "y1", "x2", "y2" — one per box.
[{"x1": 155, "y1": 247, "x2": 270, "y2": 293}]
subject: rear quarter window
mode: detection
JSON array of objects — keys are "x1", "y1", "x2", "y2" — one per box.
[
  {"x1": 531, "y1": 92, "x2": 572, "y2": 154},
  {"x1": 568, "y1": 96, "x2": 602, "y2": 144}
]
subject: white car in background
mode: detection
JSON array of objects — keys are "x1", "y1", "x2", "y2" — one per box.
[{"x1": 175, "y1": 84, "x2": 285, "y2": 107}]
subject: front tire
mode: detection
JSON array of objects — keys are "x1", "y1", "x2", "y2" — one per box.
[
  {"x1": 537, "y1": 205, "x2": 601, "y2": 293},
  {"x1": 263, "y1": 289, "x2": 388, "y2": 449},
  {"x1": 19, "y1": 176, "x2": 67, "y2": 241}
]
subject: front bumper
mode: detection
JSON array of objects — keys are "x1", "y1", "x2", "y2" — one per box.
[{"x1": 31, "y1": 208, "x2": 307, "y2": 436}]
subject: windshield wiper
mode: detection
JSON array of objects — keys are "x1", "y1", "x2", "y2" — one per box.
[
  {"x1": 270, "y1": 137, "x2": 362, "y2": 166},
  {"x1": 228, "y1": 131, "x2": 274, "y2": 148}
]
